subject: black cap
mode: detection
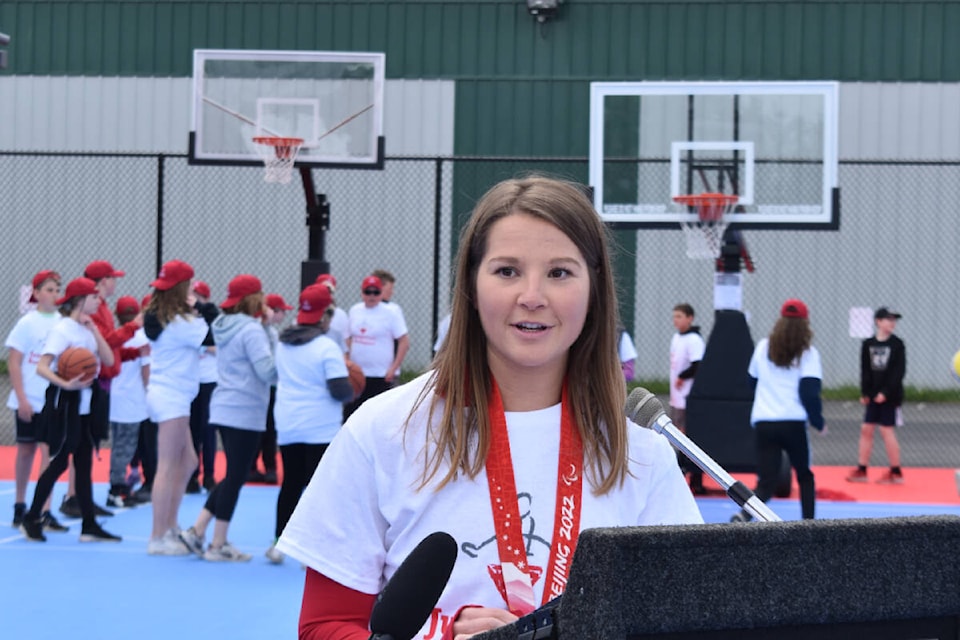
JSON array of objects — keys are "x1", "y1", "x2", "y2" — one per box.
[{"x1": 874, "y1": 307, "x2": 902, "y2": 320}]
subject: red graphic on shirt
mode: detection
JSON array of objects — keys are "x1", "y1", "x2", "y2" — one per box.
[{"x1": 421, "y1": 608, "x2": 453, "y2": 639}]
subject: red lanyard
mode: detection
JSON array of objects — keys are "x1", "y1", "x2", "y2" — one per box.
[{"x1": 485, "y1": 379, "x2": 584, "y2": 616}]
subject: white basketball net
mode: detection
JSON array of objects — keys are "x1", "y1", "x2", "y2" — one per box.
[
  {"x1": 253, "y1": 137, "x2": 304, "y2": 184},
  {"x1": 680, "y1": 219, "x2": 730, "y2": 260},
  {"x1": 674, "y1": 193, "x2": 738, "y2": 260}
]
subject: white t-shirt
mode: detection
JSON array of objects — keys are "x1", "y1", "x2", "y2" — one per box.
[
  {"x1": 347, "y1": 302, "x2": 408, "y2": 377},
  {"x1": 198, "y1": 346, "x2": 217, "y2": 384},
  {"x1": 146, "y1": 314, "x2": 209, "y2": 422},
  {"x1": 669, "y1": 330, "x2": 706, "y2": 409},
  {"x1": 109, "y1": 328, "x2": 150, "y2": 424},
  {"x1": 618, "y1": 331, "x2": 638, "y2": 363},
  {"x1": 327, "y1": 306, "x2": 350, "y2": 353},
  {"x1": 748, "y1": 338, "x2": 822, "y2": 425},
  {"x1": 42, "y1": 317, "x2": 100, "y2": 415},
  {"x1": 277, "y1": 373, "x2": 703, "y2": 638},
  {"x1": 5, "y1": 310, "x2": 60, "y2": 412},
  {"x1": 274, "y1": 333, "x2": 348, "y2": 445}
]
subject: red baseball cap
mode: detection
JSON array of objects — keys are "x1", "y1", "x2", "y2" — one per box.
[
  {"x1": 115, "y1": 295, "x2": 140, "y2": 316},
  {"x1": 56, "y1": 277, "x2": 98, "y2": 305},
  {"x1": 361, "y1": 275, "x2": 383, "y2": 292},
  {"x1": 265, "y1": 293, "x2": 293, "y2": 311},
  {"x1": 316, "y1": 273, "x2": 337, "y2": 291},
  {"x1": 297, "y1": 284, "x2": 333, "y2": 325},
  {"x1": 84, "y1": 260, "x2": 125, "y2": 280},
  {"x1": 221, "y1": 274, "x2": 263, "y2": 309},
  {"x1": 780, "y1": 298, "x2": 809, "y2": 319},
  {"x1": 192, "y1": 280, "x2": 211, "y2": 299},
  {"x1": 28, "y1": 269, "x2": 60, "y2": 303},
  {"x1": 150, "y1": 260, "x2": 195, "y2": 291}
]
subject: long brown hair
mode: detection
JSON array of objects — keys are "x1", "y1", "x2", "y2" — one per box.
[
  {"x1": 768, "y1": 317, "x2": 813, "y2": 367},
  {"x1": 410, "y1": 175, "x2": 628, "y2": 495},
  {"x1": 146, "y1": 280, "x2": 193, "y2": 327},
  {"x1": 222, "y1": 292, "x2": 264, "y2": 317}
]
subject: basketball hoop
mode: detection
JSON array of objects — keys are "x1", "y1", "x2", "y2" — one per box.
[
  {"x1": 673, "y1": 193, "x2": 738, "y2": 260},
  {"x1": 252, "y1": 136, "x2": 304, "y2": 184}
]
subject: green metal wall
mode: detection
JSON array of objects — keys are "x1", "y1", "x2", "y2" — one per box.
[{"x1": 3, "y1": 0, "x2": 957, "y2": 82}]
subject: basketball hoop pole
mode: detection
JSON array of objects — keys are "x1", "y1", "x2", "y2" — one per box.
[{"x1": 299, "y1": 167, "x2": 332, "y2": 289}]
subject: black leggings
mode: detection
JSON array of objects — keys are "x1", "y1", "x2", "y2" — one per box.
[
  {"x1": 189, "y1": 382, "x2": 216, "y2": 484},
  {"x1": 203, "y1": 425, "x2": 261, "y2": 522},
  {"x1": 253, "y1": 386, "x2": 278, "y2": 473},
  {"x1": 276, "y1": 442, "x2": 328, "y2": 538},
  {"x1": 28, "y1": 390, "x2": 97, "y2": 526},
  {"x1": 753, "y1": 420, "x2": 816, "y2": 519}
]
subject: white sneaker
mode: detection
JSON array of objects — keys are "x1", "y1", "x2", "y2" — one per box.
[
  {"x1": 147, "y1": 529, "x2": 190, "y2": 556},
  {"x1": 204, "y1": 542, "x2": 252, "y2": 562},
  {"x1": 265, "y1": 544, "x2": 284, "y2": 565},
  {"x1": 179, "y1": 526, "x2": 205, "y2": 557}
]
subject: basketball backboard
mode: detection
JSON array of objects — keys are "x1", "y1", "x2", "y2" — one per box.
[
  {"x1": 189, "y1": 49, "x2": 385, "y2": 169},
  {"x1": 589, "y1": 81, "x2": 839, "y2": 229}
]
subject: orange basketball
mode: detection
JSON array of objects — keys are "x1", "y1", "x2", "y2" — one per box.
[
  {"x1": 58, "y1": 346, "x2": 98, "y2": 382},
  {"x1": 346, "y1": 359, "x2": 366, "y2": 397}
]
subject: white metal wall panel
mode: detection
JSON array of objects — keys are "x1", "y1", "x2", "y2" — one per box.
[
  {"x1": 0, "y1": 77, "x2": 455, "y2": 156},
  {"x1": 840, "y1": 83, "x2": 960, "y2": 160}
]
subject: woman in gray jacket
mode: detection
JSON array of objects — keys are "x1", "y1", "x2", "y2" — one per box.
[{"x1": 180, "y1": 274, "x2": 277, "y2": 561}]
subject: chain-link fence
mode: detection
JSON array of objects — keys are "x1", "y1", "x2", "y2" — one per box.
[{"x1": 1, "y1": 152, "x2": 959, "y2": 470}]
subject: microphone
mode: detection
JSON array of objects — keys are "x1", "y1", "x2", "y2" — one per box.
[
  {"x1": 369, "y1": 531, "x2": 458, "y2": 640},
  {"x1": 625, "y1": 388, "x2": 781, "y2": 523}
]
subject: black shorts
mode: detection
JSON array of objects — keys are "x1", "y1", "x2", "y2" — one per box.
[
  {"x1": 863, "y1": 402, "x2": 902, "y2": 427},
  {"x1": 14, "y1": 409, "x2": 47, "y2": 443}
]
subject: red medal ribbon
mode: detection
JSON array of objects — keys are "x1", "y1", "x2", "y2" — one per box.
[{"x1": 485, "y1": 379, "x2": 584, "y2": 616}]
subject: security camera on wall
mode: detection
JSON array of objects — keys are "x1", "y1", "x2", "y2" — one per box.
[{"x1": 0, "y1": 31, "x2": 10, "y2": 70}]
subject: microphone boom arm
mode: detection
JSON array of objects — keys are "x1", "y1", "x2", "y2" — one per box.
[{"x1": 647, "y1": 413, "x2": 781, "y2": 522}]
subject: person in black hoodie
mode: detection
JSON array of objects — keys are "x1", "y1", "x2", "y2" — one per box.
[{"x1": 846, "y1": 307, "x2": 907, "y2": 485}]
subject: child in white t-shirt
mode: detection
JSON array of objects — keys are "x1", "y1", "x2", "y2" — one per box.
[
  {"x1": 106, "y1": 296, "x2": 151, "y2": 508},
  {"x1": 6, "y1": 270, "x2": 64, "y2": 530}
]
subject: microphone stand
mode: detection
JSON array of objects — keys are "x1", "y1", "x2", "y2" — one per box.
[{"x1": 648, "y1": 413, "x2": 782, "y2": 522}]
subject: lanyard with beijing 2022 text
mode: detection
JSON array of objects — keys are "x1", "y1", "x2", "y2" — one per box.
[{"x1": 485, "y1": 379, "x2": 583, "y2": 616}]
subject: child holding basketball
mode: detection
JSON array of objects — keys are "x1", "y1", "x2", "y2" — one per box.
[
  {"x1": 847, "y1": 307, "x2": 907, "y2": 484},
  {"x1": 265, "y1": 284, "x2": 353, "y2": 564},
  {"x1": 20, "y1": 277, "x2": 120, "y2": 543},
  {"x1": 6, "y1": 270, "x2": 67, "y2": 532}
]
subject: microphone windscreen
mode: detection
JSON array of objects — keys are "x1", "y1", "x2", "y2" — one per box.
[
  {"x1": 369, "y1": 531, "x2": 458, "y2": 640},
  {"x1": 624, "y1": 387, "x2": 665, "y2": 428}
]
